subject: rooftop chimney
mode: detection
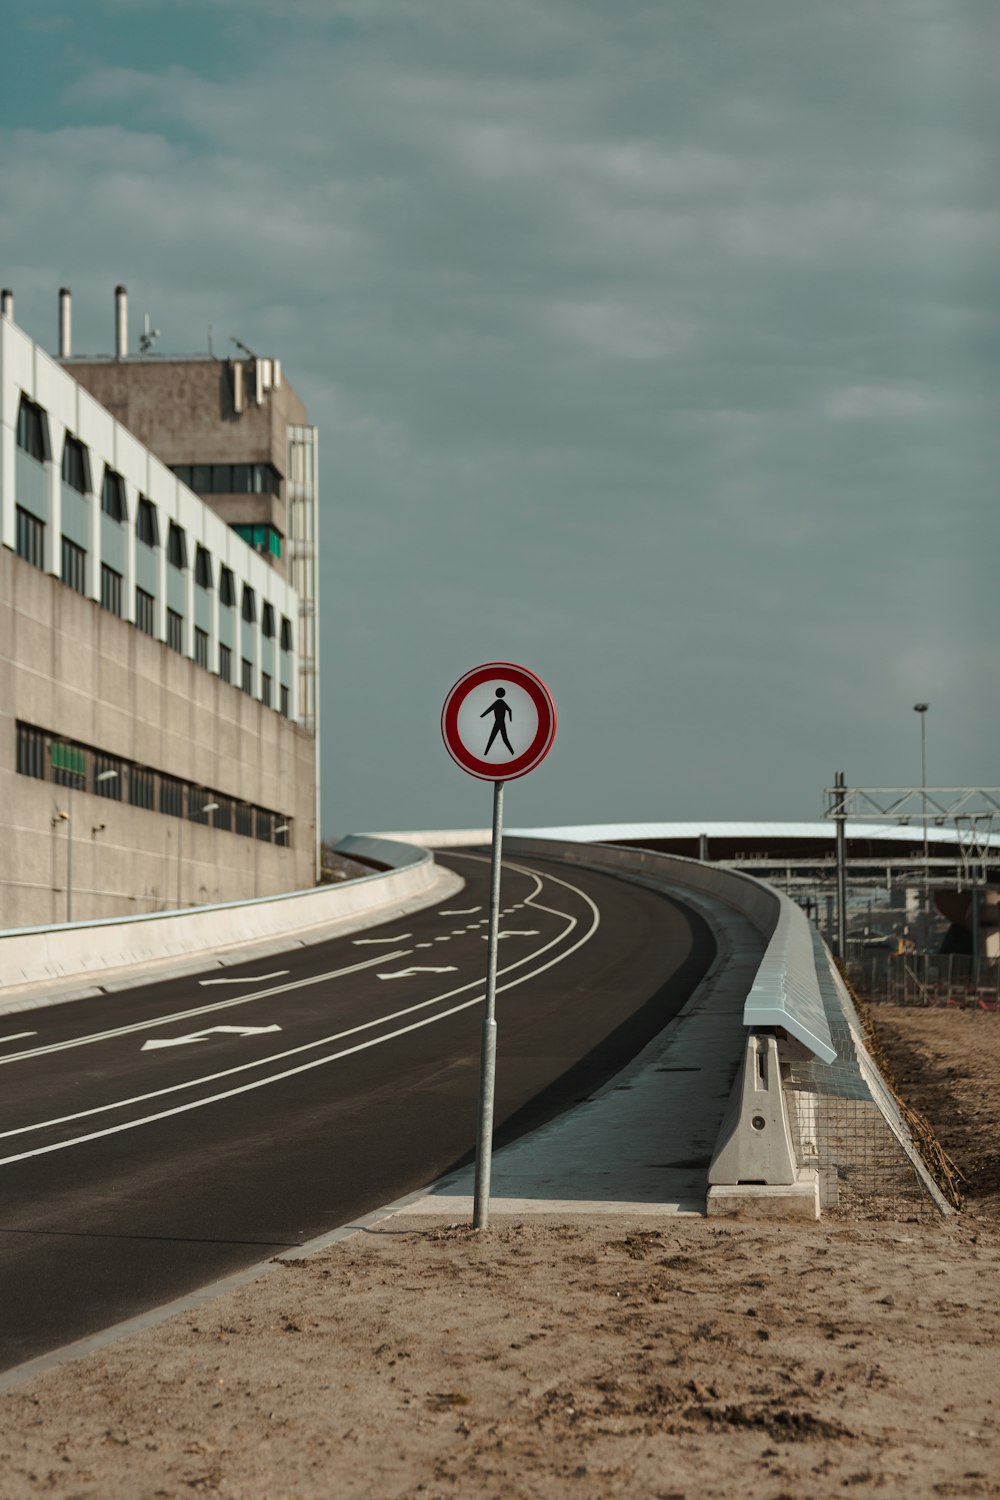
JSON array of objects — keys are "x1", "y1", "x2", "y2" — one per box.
[
  {"x1": 59, "y1": 287, "x2": 72, "y2": 357},
  {"x1": 115, "y1": 284, "x2": 128, "y2": 359},
  {"x1": 1, "y1": 289, "x2": 12, "y2": 321}
]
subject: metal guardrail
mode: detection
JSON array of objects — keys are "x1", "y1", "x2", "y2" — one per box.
[{"x1": 743, "y1": 894, "x2": 837, "y2": 1064}]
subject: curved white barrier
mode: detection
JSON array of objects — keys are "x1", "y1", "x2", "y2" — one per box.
[{"x1": 0, "y1": 836, "x2": 461, "y2": 1005}]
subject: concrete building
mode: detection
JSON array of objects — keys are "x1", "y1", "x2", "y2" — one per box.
[
  {"x1": 59, "y1": 286, "x2": 319, "y2": 743},
  {"x1": 0, "y1": 291, "x2": 318, "y2": 928}
]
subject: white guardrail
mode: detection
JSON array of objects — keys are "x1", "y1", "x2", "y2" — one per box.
[{"x1": 0, "y1": 836, "x2": 458, "y2": 1004}]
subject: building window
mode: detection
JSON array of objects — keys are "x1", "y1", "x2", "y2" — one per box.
[
  {"x1": 280, "y1": 685, "x2": 289, "y2": 717},
  {"x1": 241, "y1": 658, "x2": 253, "y2": 694},
  {"x1": 219, "y1": 643, "x2": 232, "y2": 683},
  {"x1": 136, "y1": 587, "x2": 155, "y2": 636},
  {"x1": 234, "y1": 803, "x2": 253, "y2": 838},
  {"x1": 255, "y1": 808, "x2": 272, "y2": 842},
  {"x1": 129, "y1": 766, "x2": 155, "y2": 810},
  {"x1": 194, "y1": 627, "x2": 209, "y2": 668},
  {"x1": 61, "y1": 435, "x2": 91, "y2": 494},
  {"x1": 261, "y1": 672, "x2": 272, "y2": 708},
  {"x1": 160, "y1": 775, "x2": 184, "y2": 817},
  {"x1": 171, "y1": 462, "x2": 281, "y2": 497},
  {"x1": 275, "y1": 820, "x2": 290, "y2": 848},
  {"x1": 101, "y1": 468, "x2": 127, "y2": 523},
  {"x1": 137, "y1": 497, "x2": 159, "y2": 547},
  {"x1": 51, "y1": 740, "x2": 86, "y2": 789},
  {"x1": 241, "y1": 585, "x2": 256, "y2": 624},
  {"x1": 167, "y1": 522, "x2": 187, "y2": 569},
  {"x1": 262, "y1": 602, "x2": 275, "y2": 639},
  {"x1": 167, "y1": 609, "x2": 184, "y2": 653},
  {"x1": 16, "y1": 723, "x2": 46, "y2": 780},
  {"x1": 280, "y1": 616, "x2": 293, "y2": 652},
  {"x1": 100, "y1": 564, "x2": 123, "y2": 616},
  {"x1": 62, "y1": 537, "x2": 86, "y2": 594},
  {"x1": 195, "y1": 545, "x2": 213, "y2": 589},
  {"x1": 219, "y1": 567, "x2": 236, "y2": 607},
  {"x1": 213, "y1": 796, "x2": 233, "y2": 833},
  {"x1": 16, "y1": 396, "x2": 50, "y2": 462},
  {"x1": 234, "y1": 522, "x2": 282, "y2": 559},
  {"x1": 15, "y1": 507, "x2": 45, "y2": 569},
  {"x1": 94, "y1": 755, "x2": 122, "y2": 799}
]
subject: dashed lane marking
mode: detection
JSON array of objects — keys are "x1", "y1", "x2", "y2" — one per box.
[
  {"x1": 0, "y1": 859, "x2": 599, "y2": 1164},
  {"x1": 199, "y1": 972, "x2": 289, "y2": 985},
  {"x1": 377, "y1": 967, "x2": 458, "y2": 980},
  {"x1": 0, "y1": 952, "x2": 411, "y2": 1068}
]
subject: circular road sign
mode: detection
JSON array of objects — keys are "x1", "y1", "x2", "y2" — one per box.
[{"x1": 441, "y1": 662, "x2": 557, "y2": 782}]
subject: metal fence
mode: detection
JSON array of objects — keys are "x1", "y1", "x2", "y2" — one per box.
[{"x1": 845, "y1": 950, "x2": 1000, "y2": 1010}]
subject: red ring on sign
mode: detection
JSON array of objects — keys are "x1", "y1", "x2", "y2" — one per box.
[{"x1": 441, "y1": 662, "x2": 556, "y2": 782}]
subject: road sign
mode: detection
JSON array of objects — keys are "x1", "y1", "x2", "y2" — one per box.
[
  {"x1": 441, "y1": 662, "x2": 556, "y2": 782},
  {"x1": 440, "y1": 662, "x2": 557, "y2": 1230}
]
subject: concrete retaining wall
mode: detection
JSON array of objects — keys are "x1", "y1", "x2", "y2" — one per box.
[{"x1": 0, "y1": 836, "x2": 460, "y2": 1007}]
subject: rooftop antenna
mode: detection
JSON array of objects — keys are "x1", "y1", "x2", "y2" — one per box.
[
  {"x1": 139, "y1": 312, "x2": 161, "y2": 355},
  {"x1": 208, "y1": 324, "x2": 214, "y2": 357},
  {"x1": 230, "y1": 335, "x2": 257, "y2": 359}
]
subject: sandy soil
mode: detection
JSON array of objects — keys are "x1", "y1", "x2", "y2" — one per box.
[
  {"x1": 3, "y1": 1007, "x2": 1000, "y2": 1500},
  {"x1": 871, "y1": 1004, "x2": 1000, "y2": 1219}
]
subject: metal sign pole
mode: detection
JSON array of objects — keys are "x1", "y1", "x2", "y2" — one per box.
[
  {"x1": 473, "y1": 778, "x2": 505, "y2": 1230},
  {"x1": 834, "y1": 771, "x2": 847, "y2": 960}
]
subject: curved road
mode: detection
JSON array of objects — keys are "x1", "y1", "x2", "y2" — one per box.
[{"x1": 0, "y1": 852, "x2": 714, "y2": 1370}]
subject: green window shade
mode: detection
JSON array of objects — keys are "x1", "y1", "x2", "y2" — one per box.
[{"x1": 51, "y1": 743, "x2": 85, "y2": 776}]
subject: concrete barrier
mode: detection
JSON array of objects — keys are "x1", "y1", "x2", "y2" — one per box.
[{"x1": 0, "y1": 836, "x2": 462, "y2": 1011}]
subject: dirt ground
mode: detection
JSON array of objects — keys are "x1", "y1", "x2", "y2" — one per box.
[{"x1": 3, "y1": 1006, "x2": 1000, "y2": 1500}]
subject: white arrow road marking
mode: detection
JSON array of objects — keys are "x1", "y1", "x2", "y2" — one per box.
[
  {"x1": 142, "y1": 1025, "x2": 282, "y2": 1052},
  {"x1": 439, "y1": 908, "x2": 481, "y2": 915},
  {"x1": 484, "y1": 930, "x2": 540, "y2": 940},
  {"x1": 0, "y1": 1032, "x2": 37, "y2": 1045},
  {"x1": 377, "y1": 967, "x2": 458, "y2": 980},
  {"x1": 199, "y1": 972, "x2": 289, "y2": 986},
  {"x1": 352, "y1": 935, "x2": 412, "y2": 945}
]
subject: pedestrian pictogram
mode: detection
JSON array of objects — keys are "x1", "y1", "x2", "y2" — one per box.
[
  {"x1": 482, "y1": 688, "x2": 514, "y2": 756},
  {"x1": 441, "y1": 662, "x2": 557, "y2": 783}
]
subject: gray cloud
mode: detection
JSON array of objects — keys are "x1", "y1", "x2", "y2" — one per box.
[{"x1": 2, "y1": 0, "x2": 997, "y2": 832}]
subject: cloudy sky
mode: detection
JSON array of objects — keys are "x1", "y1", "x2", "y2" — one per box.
[{"x1": 2, "y1": 0, "x2": 996, "y2": 837}]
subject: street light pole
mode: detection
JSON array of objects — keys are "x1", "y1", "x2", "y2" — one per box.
[
  {"x1": 94, "y1": 770, "x2": 119, "y2": 915},
  {"x1": 914, "y1": 703, "x2": 929, "y2": 946},
  {"x1": 182, "y1": 799, "x2": 219, "y2": 909}
]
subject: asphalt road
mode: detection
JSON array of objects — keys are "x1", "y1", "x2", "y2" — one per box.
[{"x1": 0, "y1": 851, "x2": 715, "y2": 1371}]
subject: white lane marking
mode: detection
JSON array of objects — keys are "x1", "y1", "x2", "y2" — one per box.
[
  {"x1": 142, "y1": 1025, "x2": 282, "y2": 1052},
  {"x1": 199, "y1": 972, "x2": 289, "y2": 985},
  {"x1": 377, "y1": 967, "x2": 458, "y2": 980},
  {"x1": 0, "y1": 952, "x2": 410, "y2": 1067},
  {"x1": 439, "y1": 908, "x2": 480, "y2": 915},
  {"x1": 0, "y1": 861, "x2": 600, "y2": 1162},
  {"x1": 450, "y1": 930, "x2": 466, "y2": 935},
  {"x1": 415, "y1": 943, "x2": 433, "y2": 949},
  {"x1": 484, "y1": 930, "x2": 540, "y2": 940},
  {"x1": 0, "y1": 1032, "x2": 37, "y2": 1045},
  {"x1": 351, "y1": 935, "x2": 412, "y2": 946},
  {"x1": 433, "y1": 936, "x2": 450, "y2": 942}
]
